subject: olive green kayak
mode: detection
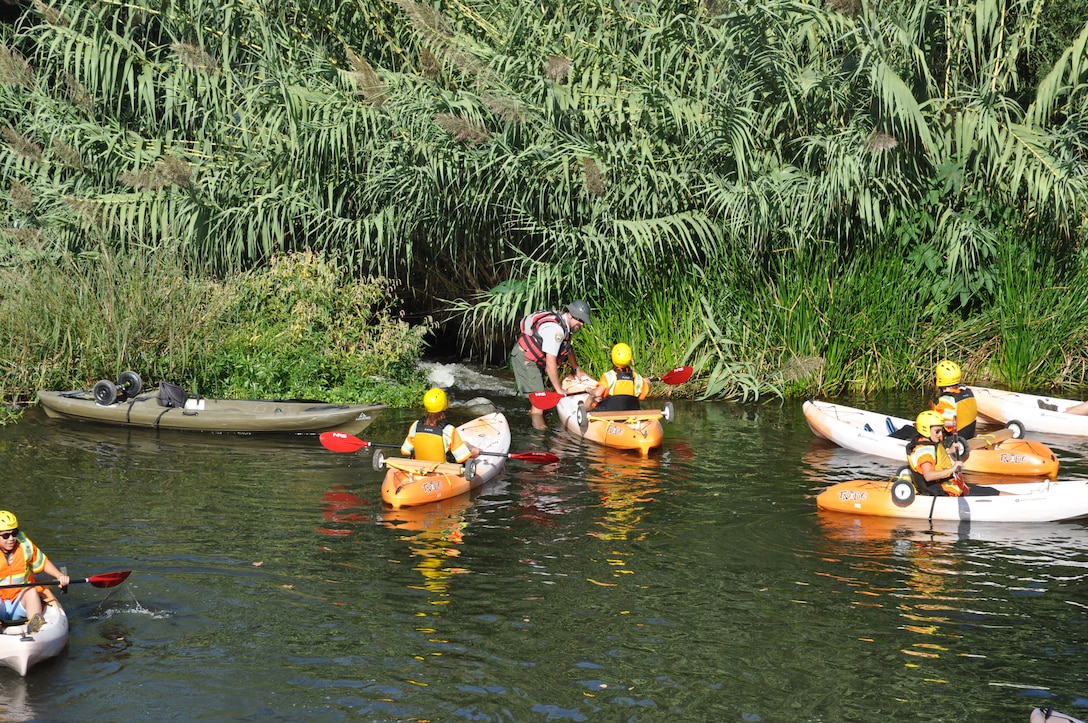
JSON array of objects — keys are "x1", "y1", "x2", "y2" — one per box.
[{"x1": 37, "y1": 389, "x2": 384, "y2": 433}]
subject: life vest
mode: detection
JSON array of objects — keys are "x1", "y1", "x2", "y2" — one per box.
[
  {"x1": 402, "y1": 418, "x2": 473, "y2": 464},
  {"x1": 594, "y1": 368, "x2": 649, "y2": 412},
  {"x1": 933, "y1": 386, "x2": 977, "y2": 438},
  {"x1": 906, "y1": 437, "x2": 967, "y2": 496},
  {"x1": 405, "y1": 418, "x2": 453, "y2": 463},
  {"x1": 0, "y1": 535, "x2": 44, "y2": 602},
  {"x1": 516, "y1": 310, "x2": 572, "y2": 369}
]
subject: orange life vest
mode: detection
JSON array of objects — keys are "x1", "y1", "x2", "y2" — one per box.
[{"x1": 516, "y1": 310, "x2": 573, "y2": 369}]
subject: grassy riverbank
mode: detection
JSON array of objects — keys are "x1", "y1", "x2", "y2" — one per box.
[{"x1": 0, "y1": 251, "x2": 431, "y2": 414}]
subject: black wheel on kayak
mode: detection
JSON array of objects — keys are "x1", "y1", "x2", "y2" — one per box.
[
  {"x1": 1006, "y1": 420, "x2": 1026, "y2": 439},
  {"x1": 371, "y1": 450, "x2": 385, "y2": 472},
  {"x1": 948, "y1": 434, "x2": 970, "y2": 462},
  {"x1": 894, "y1": 465, "x2": 911, "y2": 481},
  {"x1": 891, "y1": 479, "x2": 916, "y2": 507},
  {"x1": 93, "y1": 380, "x2": 118, "y2": 406},
  {"x1": 576, "y1": 402, "x2": 588, "y2": 433},
  {"x1": 117, "y1": 370, "x2": 143, "y2": 396},
  {"x1": 463, "y1": 458, "x2": 478, "y2": 482},
  {"x1": 663, "y1": 401, "x2": 675, "y2": 424}
]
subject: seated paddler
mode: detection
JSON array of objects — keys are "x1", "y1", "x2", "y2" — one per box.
[
  {"x1": 400, "y1": 388, "x2": 479, "y2": 464},
  {"x1": 590, "y1": 343, "x2": 650, "y2": 412},
  {"x1": 907, "y1": 410, "x2": 997, "y2": 497}
]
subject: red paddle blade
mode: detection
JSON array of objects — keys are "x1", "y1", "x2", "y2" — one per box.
[
  {"x1": 86, "y1": 570, "x2": 132, "y2": 588},
  {"x1": 659, "y1": 366, "x2": 693, "y2": 385},
  {"x1": 319, "y1": 431, "x2": 369, "y2": 453},
  {"x1": 509, "y1": 451, "x2": 560, "y2": 464},
  {"x1": 528, "y1": 391, "x2": 565, "y2": 410}
]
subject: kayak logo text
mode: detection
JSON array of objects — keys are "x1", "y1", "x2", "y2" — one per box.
[{"x1": 837, "y1": 490, "x2": 868, "y2": 501}]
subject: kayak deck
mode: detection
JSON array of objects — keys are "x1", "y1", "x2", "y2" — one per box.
[
  {"x1": 0, "y1": 590, "x2": 68, "y2": 676},
  {"x1": 380, "y1": 413, "x2": 511, "y2": 508},
  {"x1": 38, "y1": 390, "x2": 384, "y2": 433}
]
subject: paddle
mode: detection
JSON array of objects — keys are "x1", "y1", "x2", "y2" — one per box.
[
  {"x1": 0, "y1": 570, "x2": 132, "y2": 590},
  {"x1": 318, "y1": 431, "x2": 559, "y2": 464},
  {"x1": 529, "y1": 365, "x2": 694, "y2": 410}
]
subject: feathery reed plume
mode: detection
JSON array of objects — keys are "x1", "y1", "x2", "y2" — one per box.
[
  {"x1": 65, "y1": 73, "x2": 93, "y2": 114},
  {"x1": 0, "y1": 46, "x2": 34, "y2": 88},
  {"x1": 582, "y1": 158, "x2": 605, "y2": 197},
  {"x1": 3, "y1": 128, "x2": 42, "y2": 161},
  {"x1": 10, "y1": 180, "x2": 32, "y2": 212},
  {"x1": 52, "y1": 137, "x2": 82, "y2": 167},
  {"x1": 545, "y1": 55, "x2": 573, "y2": 83},
  {"x1": 825, "y1": 0, "x2": 860, "y2": 16},
  {"x1": 418, "y1": 46, "x2": 440, "y2": 79},
  {"x1": 33, "y1": 0, "x2": 65, "y2": 26},
  {"x1": 345, "y1": 47, "x2": 386, "y2": 107},
  {"x1": 484, "y1": 94, "x2": 526, "y2": 123},
  {"x1": 172, "y1": 42, "x2": 219, "y2": 75},
  {"x1": 119, "y1": 155, "x2": 193, "y2": 190},
  {"x1": 865, "y1": 131, "x2": 898, "y2": 152},
  {"x1": 434, "y1": 113, "x2": 489, "y2": 146}
]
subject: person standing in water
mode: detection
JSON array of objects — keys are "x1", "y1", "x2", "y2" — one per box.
[{"x1": 510, "y1": 300, "x2": 594, "y2": 429}]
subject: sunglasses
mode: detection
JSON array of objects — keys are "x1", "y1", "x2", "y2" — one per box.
[{"x1": 0, "y1": 530, "x2": 18, "y2": 540}]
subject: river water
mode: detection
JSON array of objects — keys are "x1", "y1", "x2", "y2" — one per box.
[{"x1": 2, "y1": 365, "x2": 1087, "y2": 722}]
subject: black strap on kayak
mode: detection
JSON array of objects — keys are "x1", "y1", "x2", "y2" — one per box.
[{"x1": 928, "y1": 495, "x2": 937, "y2": 520}]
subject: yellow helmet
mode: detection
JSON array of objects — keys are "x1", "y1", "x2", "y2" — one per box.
[
  {"x1": 423, "y1": 387, "x2": 448, "y2": 413},
  {"x1": 936, "y1": 359, "x2": 961, "y2": 386},
  {"x1": 916, "y1": 410, "x2": 946, "y2": 437},
  {"x1": 0, "y1": 510, "x2": 17, "y2": 531},
  {"x1": 611, "y1": 343, "x2": 632, "y2": 367}
]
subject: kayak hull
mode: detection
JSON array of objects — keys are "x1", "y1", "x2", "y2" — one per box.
[
  {"x1": 0, "y1": 589, "x2": 68, "y2": 676},
  {"x1": 970, "y1": 385, "x2": 1088, "y2": 437},
  {"x1": 381, "y1": 413, "x2": 510, "y2": 508},
  {"x1": 816, "y1": 478, "x2": 1088, "y2": 522},
  {"x1": 38, "y1": 390, "x2": 383, "y2": 433},
  {"x1": 555, "y1": 393, "x2": 665, "y2": 456},
  {"x1": 803, "y1": 399, "x2": 1058, "y2": 477}
]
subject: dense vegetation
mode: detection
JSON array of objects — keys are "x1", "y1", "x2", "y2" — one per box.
[
  {"x1": 0, "y1": 251, "x2": 431, "y2": 411},
  {"x1": 2, "y1": 0, "x2": 1088, "y2": 408}
]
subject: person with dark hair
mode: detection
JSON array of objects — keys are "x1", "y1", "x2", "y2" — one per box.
[{"x1": 510, "y1": 300, "x2": 594, "y2": 429}]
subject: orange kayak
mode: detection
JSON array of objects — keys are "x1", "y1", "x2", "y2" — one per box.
[
  {"x1": 803, "y1": 399, "x2": 1059, "y2": 477},
  {"x1": 380, "y1": 413, "x2": 510, "y2": 508},
  {"x1": 816, "y1": 477, "x2": 1088, "y2": 522},
  {"x1": 555, "y1": 393, "x2": 672, "y2": 456}
]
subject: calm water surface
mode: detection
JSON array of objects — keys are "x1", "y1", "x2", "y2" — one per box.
[{"x1": 2, "y1": 369, "x2": 1088, "y2": 722}]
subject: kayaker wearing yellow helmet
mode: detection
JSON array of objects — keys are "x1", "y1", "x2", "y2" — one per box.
[
  {"x1": 0, "y1": 510, "x2": 70, "y2": 634},
  {"x1": 906, "y1": 411, "x2": 970, "y2": 496},
  {"x1": 590, "y1": 343, "x2": 650, "y2": 412},
  {"x1": 510, "y1": 300, "x2": 595, "y2": 429},
  {"x1": 931, "y1": 360, "x2": 978, "y2": 438},
  {"x1": 400, "y1": 388, "x2": 479, "y2": 464}
]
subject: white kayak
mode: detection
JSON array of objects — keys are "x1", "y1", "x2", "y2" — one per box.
[
  {"x1": 817, "y1": 477, "x2": 1088, "y2": 523},
  {"x1": 1030, "y1": 708, "x2": 1085, "y2": 723},
  {"x1": 803, "y1": 399, "x2": 1059, "y2": 477},
  {"x1": 0, "y1": 589, "x2": 68, "y2": 675},
  {"x1": 970, "y1": 386, "x2": 1088, "y2": 437}
]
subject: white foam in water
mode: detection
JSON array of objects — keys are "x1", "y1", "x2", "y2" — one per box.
[{"x1": 420, "y1": 362, "x2": 517, "y2": 396}]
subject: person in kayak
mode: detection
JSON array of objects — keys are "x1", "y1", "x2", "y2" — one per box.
[
  {"x1": 590, "y1": 343, "x2": 650, "y2": 412},
  {"x1": 400, "y1": 388, "x2": 479, "y2": 464},
  {"x1": 0, "y1": 510, "x2": 69, "y2": 634},
  {"x1": 931, "y1": 359, "x2": 978, "y2": 438},
  {"x1": 907, "y1": 411, "x2": 998, "y2": 496},
  {"x1": 510, "y1": 300, "x2": 595, "y2": 429}
]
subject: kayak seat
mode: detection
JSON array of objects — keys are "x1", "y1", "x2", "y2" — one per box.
[
  {"x1": 888, "y1": 425, "x2": 917, "y2": 440},
  {"x1": 885, "y1": 418, "x2": 896, "y2": 435},
  {"x1": 863, "y1": 423, "x2": 873, "y2": 432}
]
